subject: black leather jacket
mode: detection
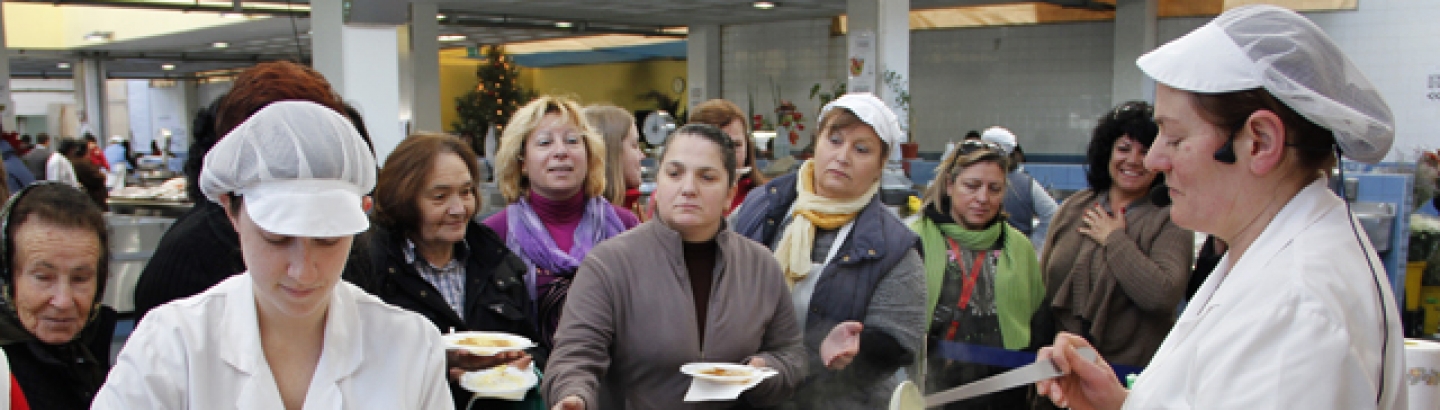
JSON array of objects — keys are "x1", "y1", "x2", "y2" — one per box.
[{"x1": 362, "y1": 221, "x2": 542, "y2": 409}]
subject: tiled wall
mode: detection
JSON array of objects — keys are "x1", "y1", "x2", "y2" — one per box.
[
  {"x1": 717, "y1": 0, "x2": 1440, "y2": 161},
  {"x1": 910, "y1": 22, "x2": 1116, "y2": 155},
  {"x1": 721, "y1": 18, "x2": 846, "y2": 146}
]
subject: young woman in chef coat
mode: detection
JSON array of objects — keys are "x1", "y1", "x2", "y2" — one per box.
[
  {"x1": 92, "y1": 101, "x2": 454, "y2": 409},
  {"x1": 1035, "y1": 5, "x2": 1407, "y2": 410}
]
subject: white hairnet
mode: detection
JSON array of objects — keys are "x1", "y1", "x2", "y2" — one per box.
[
  {"x1": 1137, "y1": 4, "x2": 1393, "y2": 163},
  {"x1": 199, "y1": 100, "x2": 376, "y2": 237}
]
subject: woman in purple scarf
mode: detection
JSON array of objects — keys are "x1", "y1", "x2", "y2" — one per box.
[{"x1": 483, "y1": 96, "x2": 640, "y2": 349}]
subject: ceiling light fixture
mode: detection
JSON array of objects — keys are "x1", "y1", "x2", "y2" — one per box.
[
  {"x1": 753, "y1": 1, "x2": 776, "y2": 9},
  {"x1": 212, "y1": 42, "x2": 230, "y2": 49},
  {"x1": 161, "y1": 64, "x2": 176, "y2": 71},
  {"x1": 83, "y1": 31, "x2": 113, "y2": 42},
  {"x1": 555, "y1": 21, "x2": 573, "y2": 28},
  {"x1": 438, "y1": 34, "x2": 467, "y2": 42},
  {"x1": 57, "y1": 62, "x2": 71, "y2": 69},
  {"x1": 436, "y1": 14, "x2": 446, "y2": 20}
]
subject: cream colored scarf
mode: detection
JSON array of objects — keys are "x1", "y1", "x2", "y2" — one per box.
[{"x1": 775, "y1": 160, "x2": 880, "y2": 287}]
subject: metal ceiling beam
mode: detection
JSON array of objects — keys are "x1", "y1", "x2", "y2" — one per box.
[
  {"x1": 9, "y1": 71, "x2": 209, "y2": 79},
  {"x1": 12, "y1": 48, "x2": 301, "y2": 63},
  {"x1": 10, "y1": 0, "x2": 306, "y2": 17},
  {"x1": 441, "y1": 14, "x2": 686, "y2": 39}
]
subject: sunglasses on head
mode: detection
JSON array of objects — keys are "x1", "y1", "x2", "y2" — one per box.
[
  {"x1": 956, "y1": 139, "x2": 1002, "y2": 155},
  {"x1": 944, "y1": 140, "x2": 1005, "y2": 176}
]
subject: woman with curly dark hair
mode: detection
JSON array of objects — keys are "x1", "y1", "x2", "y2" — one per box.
[{"x1": 1036, "y1": 100, "x2": 1193, "y2": 376}]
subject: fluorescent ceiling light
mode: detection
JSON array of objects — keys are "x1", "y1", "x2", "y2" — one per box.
[
  {"x1": 555, "y1": 21, "x2": 574, "y2": 28},
  {"x1": 753, "y1": 1, "x2": 776, "y2": 9},
  {"x1": 57, "y1": 62, "x2": 71, "y2": 69},
  {"x1": 212, "y1": 42, "x2": 230, "y2": 49},
  {"x1": 437, "y1": 14, "x2": 446, "y2": 20},
  {"x1": 438, "y1": 35, "x2": 467, "y2": 42},
  {"x1": 504, "y1": 34, "x2": 682, "y2": 54},
  {"x1": 83, "y1": 32, "x2": 113, "y2": 42},
  {"x1": 161, "y1": 64, "x2": 177, "y2": 71}
]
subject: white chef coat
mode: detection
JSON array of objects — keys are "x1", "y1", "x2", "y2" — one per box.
[
  {"x1": 1124, "y1": 180, "x2": 1407, "y2": 410},
  {"x1": 92, "y1": 273, "x2": 455, "y2": 410}
]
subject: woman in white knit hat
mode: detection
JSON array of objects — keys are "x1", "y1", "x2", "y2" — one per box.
[
  {"x1": 1035, "y1": 5, "x2": 1406, "y2": 410},
  {"x1": 94, "y1": 101, "x2": 454, "y2": 409}
]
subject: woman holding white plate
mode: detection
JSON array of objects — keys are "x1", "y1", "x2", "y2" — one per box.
[
  {"x1": 365, "y1": 132, "x2": 542, "y2": 409},
  {"x1": 543, "y1": 124, "x2": 806, "y2": 410}
]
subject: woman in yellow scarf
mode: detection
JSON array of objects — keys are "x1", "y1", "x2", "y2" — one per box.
[{"x1": 730, "y1": 93, "x2": 925, "y2": 410}]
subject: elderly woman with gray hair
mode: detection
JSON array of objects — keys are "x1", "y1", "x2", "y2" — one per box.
[{"x1": 0, "y1": 182, "x2": 117, "y2": 409}]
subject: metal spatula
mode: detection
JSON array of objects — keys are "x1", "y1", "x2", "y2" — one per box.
[{"x1": 923, "y1": 347, "x2": 1097, "y2": 408}]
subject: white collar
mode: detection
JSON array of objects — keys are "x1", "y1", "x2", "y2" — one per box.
[
  {"x1": 218, "y1": 273, "x2": 366, "y2": 407},
  {"x1": 1182, "y1": 179, "x2": 1337, "y2": 320}
]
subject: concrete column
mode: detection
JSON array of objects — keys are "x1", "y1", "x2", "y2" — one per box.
[
  {"x1": 311, "y1": 0, "x2": 405, "y2": 162},
  {"x1": 398, "y1": 21, "x2": 414, "y2": 135},
  {"x1": 1112, "y1": 0, "x2": 1158, "y2": 105},
  {"x1": 686, "y1": 24, "x2": 722, "y2": 112},
  {"x1": 407, "y1": 2, "x2": 443, "y2": 133},
  {"x1": 183, "y1": 80, "x2": 201, "y2": 125},
  {"x1": 73, "y1": 58, "x2": 108, "y2": 139},
  {"x1": 847, "y1": 0, "x2": 910, "y2": 156},
  {"x1": 0, "y1": 5, "x2": 13, "y2": 132}
]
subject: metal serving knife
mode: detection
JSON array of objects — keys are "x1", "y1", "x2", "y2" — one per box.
[{"x1": 923, "y1": 347, "x2": 1098, "y2": 408}]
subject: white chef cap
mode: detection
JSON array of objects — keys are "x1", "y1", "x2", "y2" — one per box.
[
  {"x1": 1136, "y1": 4, "x2": 1393, "y2": 163},
  {"x1": 820, "y1": 93, "x2": 905, "y2": 149},
  {"x1": 980, "y1": 126, "x2": 1018, "y2": 155},
  {"x1": 200, "y1": 100, "x2": 376, "y2": 237}
]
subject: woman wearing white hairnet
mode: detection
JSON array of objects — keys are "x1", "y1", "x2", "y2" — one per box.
[
  {"x1": 1034, "y1": 5, "x2": 1406, "y2": 410},
  {"x1": 93, "y1": 101, "x2": 454, "y2": 409}
]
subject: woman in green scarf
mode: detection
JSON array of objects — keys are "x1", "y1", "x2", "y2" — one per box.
[{"x1": 912, "y1": 140, "x2": 1044, "y2": 410}]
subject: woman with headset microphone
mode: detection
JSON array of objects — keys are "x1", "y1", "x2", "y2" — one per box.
[{"x1": 1036, "y1": 5, "x2": 1407, "y2": 410}]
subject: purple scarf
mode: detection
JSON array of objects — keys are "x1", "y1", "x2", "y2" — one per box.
[
  {"x1": 506, "y1": 195, "x2": 625, "y2": 348},
  {"x1": 505, "y1": 195, "x2": 625, "y2": 296}
]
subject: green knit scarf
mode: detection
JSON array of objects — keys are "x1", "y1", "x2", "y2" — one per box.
[{"x1": 912, "y1": 210, "x2": 1045, "y2": 351}]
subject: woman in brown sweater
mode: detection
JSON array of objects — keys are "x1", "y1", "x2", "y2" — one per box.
[
  {"x1": 1039, "y1": 101, "x2": 1193, "y2": 371},
  {"x1": 544, "y1": 124, "x2": 804, "y2": 410}
]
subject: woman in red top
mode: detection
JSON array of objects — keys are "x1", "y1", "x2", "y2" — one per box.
[
  {"x1": 82, "y1": 135, "x2": 109, "y2": 172},
  {"x1": 688, "y1": 99, "x2": 767, "y2": 213}
]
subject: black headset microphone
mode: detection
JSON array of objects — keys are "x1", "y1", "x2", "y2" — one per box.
[
  {"x1": 1211, "y1": 132, "x2": 1388, "y2": 405},
  {"x1": 1212, "y1": 137, "x2": 1238, "y2": 164}
]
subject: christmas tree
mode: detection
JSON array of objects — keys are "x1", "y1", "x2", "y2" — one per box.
[{"x1": 453, "y1": 46, "x2": 533, "y2": 156}]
